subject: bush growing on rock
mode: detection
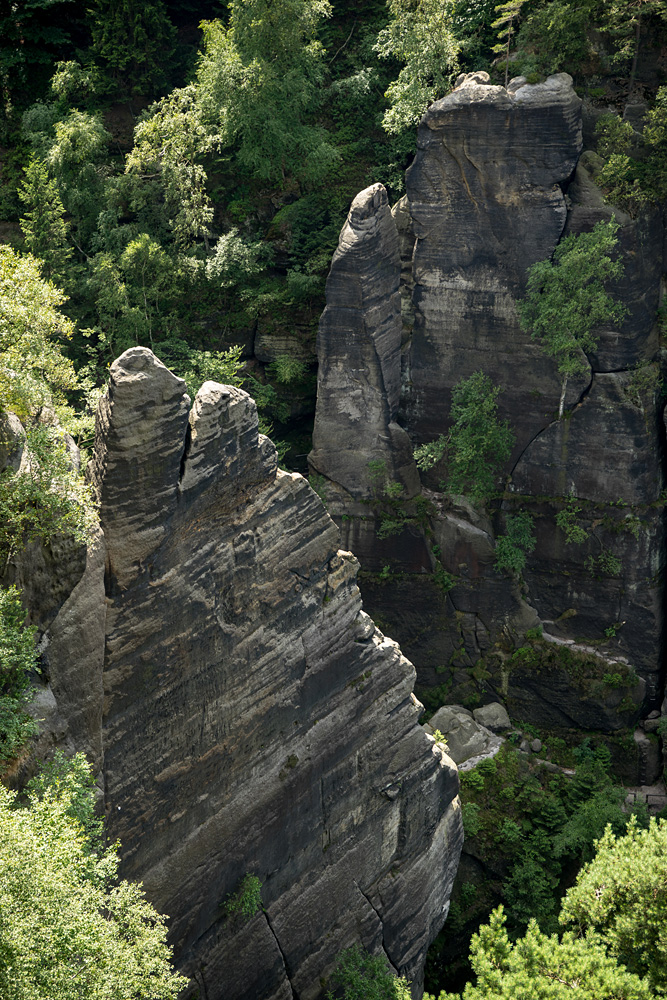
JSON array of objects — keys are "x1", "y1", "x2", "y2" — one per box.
[
  {"x1": 414, "y1": 371, "x2": 514, "y2": 505},
  {"x1": 518, "y1": 220, "x2": 626, "y2": 419}
]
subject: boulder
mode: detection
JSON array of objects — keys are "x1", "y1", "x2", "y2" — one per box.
[
  {"x1": 473, "y1": 702, "x2": 511, "y2": 732},
  {"x1": 425, "y1": 704, "x2": 503, "y2": 769}
]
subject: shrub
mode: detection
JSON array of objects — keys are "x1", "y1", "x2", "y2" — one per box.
[
  {"x1": 328, "y1": 945, "x2": 411, "y2": 1000},
  {"x1": 494, "y1": 511, "x2": 535, "y2": 575},
  {"x1": 225, "y1": 873, "x2": 263, "y2": 921}
]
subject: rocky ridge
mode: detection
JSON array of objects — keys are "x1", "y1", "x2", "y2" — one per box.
[
  {"x1": 12, "y1": 348, "x2": 463, "y2": 1000},
  {"x1": 309, "y1": 71, "x2": 666, "y2": 747}
]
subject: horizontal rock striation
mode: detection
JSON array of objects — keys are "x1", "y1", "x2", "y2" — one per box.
[
  {"x1": 311, "y1": 71, "x2": 666, "y2": 743},
  {"x1": 84, "y1": 348, "x2": 462, "y2": 1000},
  {"x1": 309, "y1": 183, "x2": 420, "y2": 504},
  {"x1": 404, "y1": 72, "x2": 585, "y2": 465}
]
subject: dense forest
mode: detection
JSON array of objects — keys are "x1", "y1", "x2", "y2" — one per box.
[{"x1": 2, "y1": 0, "x2": 667, "y2": 997}]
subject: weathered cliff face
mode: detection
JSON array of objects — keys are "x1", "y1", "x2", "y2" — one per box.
[
  {"x1": 310, "y1": 71, "x2": 666, "y2": 745},
  {"x1": 32, "y1": 347, "x2": 461, "y2": 999},
  {"x1": 403, "y1": 71, "x2": 586, "y2": 465}
]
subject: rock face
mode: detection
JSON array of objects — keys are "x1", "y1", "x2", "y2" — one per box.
[
  {"x1": 403, "y1": 72, "x2": 585, "y2": 464},
  {"x1": 310, "y1": 71, "x2": 666, "y2": 747},
  {"x1": 68, "y1": 348, "x2": 461, "y2": 999},
  {"x1": 310, "y1": 183, "x2": 419, "y2": 502}
]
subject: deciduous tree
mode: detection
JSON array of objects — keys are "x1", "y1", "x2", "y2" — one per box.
[
  {"x1": 518, "y1": 220, "x2": 626, "y2": 419},
  {"x1": 374, "y1": 0, "x2": 460, "y2": 133}
]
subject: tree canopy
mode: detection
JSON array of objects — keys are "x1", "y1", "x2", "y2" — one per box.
[
  {"x1": 0, "y1": 753, "x2": 187, "y2": 1000},
  {"x1": 517, "y1": 220, "x2": 626, "y2": 418}
]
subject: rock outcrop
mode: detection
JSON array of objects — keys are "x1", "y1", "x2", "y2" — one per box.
[
  {"x1": 403, "y1": 72, "x2": 585, "y2": 465},
  {"x1": 310, "y1": 184, "x2": 419, "y2": 504},
  {"x1": 310, "y1": 71, "x2": 666, "y2": 748},
  {"x1": 33, "y1": 348, "x2": 462, "y2": 1000}
]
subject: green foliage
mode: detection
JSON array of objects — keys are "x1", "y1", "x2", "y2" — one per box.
[
  {"x1": 89, "y1": 0, "x2": 176, "y2": 97},
  {"x1": 561, "y1": 816, "x2": 667, "y2": 993},
  {"x1": 49, "y1": 61, "x2": 101, "y2": 109},
  {"x1": 196, "y1": 1, "x2": 339, "y2": 184},
  {"x1": 206, "y1": 227, "x2": 266, "y2": 291},
  {"x1": 0, "y1": 586, "x2": 39, "y2": 770},
  {"x1": 44, "y1": 109, "x2": 111, "y2": 244},
  {"x1": 374, "y1": 0, "x2": 461, "y2": 133},
  {"x1": 415, "y1": 371, "x2": 514, "y2": 505},
  {"x1": 0, "y1": 425, "x2": 97, "y2": 574},
  {"x1": 585, "y1": 548, "x2": 622, "y2": 578},
  {"x1": 555, "y1": 497, "x2": 590, "y2": 545},
  {"x1": 518, "y1": 220, "x2": 626, "y2": 418},
  {"x1": 432, "y1": 729, "x2": 450, "y2": 751},
  {"x1": 266, "y1": 355, "x2": 310, "y2": 385},
  {"x1": 595, "y1": 88, "x2": 667, "y2": 210},
  {"x1": 0, "y1": 246, "x2": 77, "y2": 419},
  {"x1": 0, "y1": 758, "x2": 187, "y2": 999},
  {"x1": 18, "y1": 158, "x2": 73, "y2": 284},
  {"x1": 624, "y1": 361, "x2": 663, "y2": 409},
  {"x1": 127, "y1": 86, "x2": 215, "y2": 249},
  {"x1": 328, "y1": 945, "x2": 411, "y2": 1000},
  {"x1": 0, "y1": 0, "x2": 81, "y2": 127},
  {"x1": 433, "y1": 905, "x2": 652, "y2": 1000},
  {"x1": 367, "y1": 460, "x2": 434, "y2": 539},
  {"x1": 552, "y1": 784, "x2": 629, "y2": 863},
  {"x1": 514, "y1": 0, "x2": 597, "y2": 77},
  {"x1": 177, "y1": 346, "x2": 246, "y2": 402},
  {"x1": 491, "y1": 0, "x2": 530, "y2": 86},
  {"x1": 494, "y1": 511, "x2": 535, "y2": 576},
  {"x1": 461, "y1": 801, "x2": 482, "y2": 836},
  {"x1": 225, "y1": 873, "x2": 263, "y2": 920},
  {"x1": 25, "y1": 750, "x2": 104, "y2": 851}
]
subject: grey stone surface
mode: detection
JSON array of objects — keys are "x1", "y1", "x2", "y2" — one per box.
[
  {"x1": 82, "y1": 348, "x2": 462, "y2": 1000},
  {"x1": 309, "y1": 183, "x2": 420, "y2": 502},
  {"x1": 404, "y1": 73, "x2": 585, "y2": 469},
  {"x1": 0, "y1": 411, "x2": 25, "y2": 474},
  {"x1": 511, "y1": 372, "x2": 664, "y2": 505},
  {"x1": 633, "y1": 728, "x2": 663, "y2": 785},
  {"x1": 473, "y1": 703, "x2": 511, "y2": 732},
  {"x1": 425, "y1": 705, "x2": 502, "y2": 768}
]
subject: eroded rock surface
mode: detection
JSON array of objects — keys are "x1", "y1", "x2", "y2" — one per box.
[
  {"x1": 310, "y1": 71, "x2": 666, "y2": 748},
  {"x1": 83, "y1": 348, "x2": 462, "y2": 1000},
  {"x1": 404, "y1": 72, "x2": 585, "y2": 464},
  {"x1": 309, "y1": 183, "x2": 420, "y2": 503}
]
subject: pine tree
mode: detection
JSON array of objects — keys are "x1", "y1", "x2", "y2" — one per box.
[
  {"x1": 18, "y1": 158, "x2": 73, "y2": 284},
  {"x1": 89, "y1": 0, "x2": 176, "y2": 97}
]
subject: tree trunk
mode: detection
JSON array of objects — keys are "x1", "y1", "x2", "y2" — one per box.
[{"x1": 558, "y1": 376, "x2": 568, "y2": 419}]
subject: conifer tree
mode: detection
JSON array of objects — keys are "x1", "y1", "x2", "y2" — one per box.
[
  {"x1": 18, "y1": 158, "x2": 73, "y2": 285},
  {"x1": 89, "y1": 0, "x2": 176, "y2": 97}
]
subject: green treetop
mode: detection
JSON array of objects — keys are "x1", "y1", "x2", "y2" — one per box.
[
  {"x1": 89, "y1": 0, "x2": 176, "y2": 97},
  {"x1": 430, "y1": 905, "x2": 652, "y2": 1000},
  {"x1": 518, "y1": 220, "x2": 626, "y2": 419},
  {"x1": 196, "y1": 0, "x2": 339, "y2": 184},
  {"x1": 0, "y1": 753, "x2": 187, "y2": 999},
  {"x1": 0, "y1": 246, "x2": 77, "y2": 419},
  {"x1": 374, "y1": 0, "x2": 461, "y2": 134},
  {"x1": 560, "y1": 816, "x2": 667, "y2": 993}
]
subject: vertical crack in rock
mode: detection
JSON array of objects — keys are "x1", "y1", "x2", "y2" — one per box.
[
  {"x1": 81, "y1": 347, "x2": 462, "y2": 1000},
  {"x1": 262, "y1": 912, "x2": 296, "y2": 1000}
]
